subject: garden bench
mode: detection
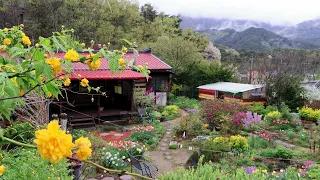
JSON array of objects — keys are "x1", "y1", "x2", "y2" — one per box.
[{"x1": 128, "y1": 154, "x2": 159, "y2": 178}]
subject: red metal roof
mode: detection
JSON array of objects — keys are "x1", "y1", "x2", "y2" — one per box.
[
  {"x1": 69, "y1": 70, "x2": 147, "y2": 80},
  {"x1": 54, "y1": 52, "x2": 172, "y2": 70}
]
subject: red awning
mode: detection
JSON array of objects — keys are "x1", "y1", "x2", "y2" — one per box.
[{"x1": 68, "y1": 70, "x2": 148, "y2": 80}]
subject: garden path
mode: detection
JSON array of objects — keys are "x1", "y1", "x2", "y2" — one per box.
[{"x1": 145, "y1": 110, "x2": 191, "y2": 174}]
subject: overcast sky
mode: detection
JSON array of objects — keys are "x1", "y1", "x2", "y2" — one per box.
[{"x1": 137, "y1": 0, "x2": 320, "y2": 25}]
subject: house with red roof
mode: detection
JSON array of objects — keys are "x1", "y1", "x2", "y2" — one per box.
[{"x1": 50, "y1": 49, "x2": 172, "y2": 126}]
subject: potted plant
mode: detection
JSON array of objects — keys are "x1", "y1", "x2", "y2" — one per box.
[{"x1": 134, "y1": 88, "x2": 154, "y2": 116}]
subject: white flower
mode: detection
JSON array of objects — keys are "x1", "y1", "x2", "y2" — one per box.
[
  {"x1": 280, "y1": 169, "x2": 284, "y2": 172},
  {"x1": 110, "y1": 158, "x2": 113, "y2": 160},
  {"x1": 112, "y1": 161, "x2": 115, "y2": 164},
  {"x1": 115, "y1": 164, "x2": 118, "y2": 166},
  {"x1": 127, "y1": 158, "x2": 131, "y2": 162},
  {"x1": 122, "y1": 156, "x2": 126, "y2": 159}
]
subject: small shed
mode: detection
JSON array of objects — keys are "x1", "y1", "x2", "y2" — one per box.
[{"x1": 197, "y1": 82, "x2": 266, "y2": 105}]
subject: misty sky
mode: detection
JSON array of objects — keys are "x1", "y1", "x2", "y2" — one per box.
[{"x1": 137, "y1": 0, "x2": 320, "y2": 25}]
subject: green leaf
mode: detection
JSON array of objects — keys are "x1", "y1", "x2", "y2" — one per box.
[
  {"x1": 0, "y1": 128, "x2": 3, "y2": 140},
  {"x1": 39, "y1": 37, "x2": 51, "y2": 47},
  {"x1": 42, "y1": 45, "x2": 54, "y2": 57},
  {"x1": 64, "y1": 60, "x2": 72, "y2": 73},
  {"x1": 32, "y1": 49, "x2": 44, "y2": 61},
  {"x1": 45, "y1": 81, "x2": 60, "y2": 99},
  {"x1": 8, "y1": 47, "x2": 26, "y2": 58},
  {"x1": 52, "y1": 36, "x2": 66, "y2": 51}
]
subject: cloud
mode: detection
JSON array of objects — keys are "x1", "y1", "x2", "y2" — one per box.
[{"x1": 137, "y1": 0, "x2": 320, "y2": 24}]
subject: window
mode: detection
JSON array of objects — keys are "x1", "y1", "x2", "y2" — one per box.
[{"x1": 151, "y1": 75, "x2": 168, "y2": 92}]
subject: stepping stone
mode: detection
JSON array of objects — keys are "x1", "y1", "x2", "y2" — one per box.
[
  {"x1": 165, "y1": 156, "x2": 173, "y2": 160},
  {"x1": 100, "y1": 133, "x2": 109, "y2": 136},
  {"x1": 114, "y1": 133, "x2": 123, "y2": 137},
  {"x1": 163, "y1": 152, "x2": 171, "y2": 156},
  {"x1": 166, "y1": 132, "x2": 171, "y2": 135},
  {"x1": 160, "y1": 143, "x2": 167, "y2": 147},
  {"x1": 167, "y1": 128, "x2": 172, "y2": 131},
  {"x1": 160, "y1": 147, "x2": 167, "y2": 151},
  {"x1": 102, "y1": 178, "x2": 115, "y2": 180},
  {"x1": 274, "y1": 140, "x2": 295, "y2": 148},
  {"x1": 120, "y1": 175, "x2": 132, "y2": 180},
  {"x1": 162, "y1": 138, "x2": 169, "y2": 142}
]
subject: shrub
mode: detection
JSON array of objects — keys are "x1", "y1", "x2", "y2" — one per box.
[
  {"x1": 229, "y1": 135, "x2": 249, "y2": 152},
  {"x1": 248, "y1": 136, "x2": 271, "y2": 149},
  {"x1": 102, "y1": 149, "x2": 127, "y2": 170},
  {"x1": 159, "y1": 156, "x2": 267, "y2": 180},
  {"x1": 200, "y1": 99, "x2": 247, "y2": 127},
  {"x1": 127, "y1": 131, "x2": 158, "y2": 146},
  {"x1": 1, "y1": 148, "x2": 72, "y2": 180},
  {"x1": 169, "y1": 144, "x2": 178, "y2": 149},
  {"x1": 3, "y1": 121, "x2": 37, "y2": 145},
  {"x1": 259, "y1": 147, "x2": 293, "y2": 159},
  {"x1": 171, "y1": 96, "x2": 200, "y2": 109},
  {"x1": 248, "y1": 103, "x2": 265, "y2": 115},
  {"x1": 298, "y1": 106, "x2": 320, "y2": 121},
  {"x1": 173, "y1": 114, "x2": 206, "y2": 137},
  {"x1": 285, "y1": 130, "x2": 296, "y2": 140},
  {"x1": 161, "y1": 105, "x2": 180, "y2": 120},
  {"x1": 264, "y1": 111, "x2": 281, "y2": 122},
  {"x1": 152, "y1": 120, "x2": 165, "y2": 138}
]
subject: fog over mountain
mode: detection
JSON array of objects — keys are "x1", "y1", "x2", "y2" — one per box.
[{"x1": 181, "y1": 16, "x2": 320, "y2": 47}]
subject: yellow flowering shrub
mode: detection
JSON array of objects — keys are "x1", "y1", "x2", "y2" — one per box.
[
  {"x1": 264, "y1": 111, "x2": 281, "y2": 121},
  {"x1": 229, "y1": 135, "x2": 249, "y2": 152},
  {"x1": 46, "y1": 57, "x2": 62, "y2": 75},
  {"x1": 63, "y1": 78, "x2": 71, "y2": 86},
  {"x1": 22, "y1": 35, "x2": 31, "y2": 46},
  {"x1": 298, "y1": 106, "x2": 320, "y2": 121}
]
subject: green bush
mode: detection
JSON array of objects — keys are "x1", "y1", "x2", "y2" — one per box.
[
  {"x1": 285, "y1": 130, "x2": 296, "y2": 140},
  {"x1": 1, "y1": 148, "x2": 72, "y2": 180},
  {"x1": 264, "y1": 111, "x2": 281, "y2": 122},
  {"x1": 248, "y1": 136, "x2": 270, "y2": 149},
  {"x1": 171, "y1": 96, "x2": 200, "y2": 109},
  {"x1": 3, "y1": 121, "x2": 37, "y2": 145},
  {"x1": 229, "y1": 135, "x2": 249, "y2": 152},
  {"x1": 159, "y1": 156, "x2": 267, "y2": 180},
  {"x1": 248, "y1": 103, "x2": 265, "y2": 115},
  {"x1": 127, "y1": 131, "x2": 158, "y2": 146},
  {"x1": 173, "y1": 114, "x2": 206, "y2": 137},
  {"x1": 259, "y1": 147, "x2": 293, "y2": 159},
  {"x1": 152, "y1": 120, "x2": 165, "y2": 138},
  {"x1": 161, "y1": 105, "x2": 180, "y2": 120},
  {"x1": 102, "y1": 148, "x2": 127, "y2": 170},
  {"x1": 169, "y1": 144, "x2": 178, "y2": 149}
]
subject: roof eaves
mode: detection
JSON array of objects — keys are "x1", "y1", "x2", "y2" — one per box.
[{"x1": 150, "y1": 54, "x2": 172, "y2": 70}]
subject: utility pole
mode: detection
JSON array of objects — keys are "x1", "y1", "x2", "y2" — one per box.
[
  {"x1": 249, "y1": 57, "x2": 253, "y2": 84},
  {"x1": 19, "y1": 4, "x2": 25, "y2": 24}
]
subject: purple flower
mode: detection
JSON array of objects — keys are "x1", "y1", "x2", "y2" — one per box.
[
  {"x1": 304, "y1": 161, "x2": 315, "y2": 169},
  {"x1": 243, "y1": 111, "x2": 262, "y2": 127},
  {"x1": 245, "y1": 166, "x2": 257, "y2": 174}
]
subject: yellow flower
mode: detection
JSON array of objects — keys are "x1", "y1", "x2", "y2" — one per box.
[
  {"x1": 147, "y1": 70, "x2": 151, "y2": 74},
  {"x1": 22, "y1": 35, "x2": 31, "y2": 46},
  {"x1": 75, "y1": 137, "x2": 92, "y2": 160},
  {"x1": 137, "y1": 148, "x2": 142, "y2": 153},
  {"x1": 77, "y1": 74, "x2": 82, "y2": 78},
  {"x1": 122, "y1": 47, "x2": 128, "y2": 53},
  {"x1": 118, "y1": 58, "x2": 126, "y2": 67},
  {"x1": 64, "y1": 78, "x2": 71, "y2": 86},
  {"x1": 32, "y1": 170, "x2": 35, "y2": 174},
  {"x1": 21, "y1": 32, "x2": 25, "y2": 37},
  {"x1": 262, "y1": 169, "x2": 268, "y2": 173},
  {"x1": 3, "y1": 28, "x2": 8, "y2": 33},
  {"x1": 47, "y1": 92, "x2": 52, "y2": 98},
  {"x1": 87, "y1": 59, "x2": 101, "y2": 70},
  {"x1": 20, "y1": 24, "x2": 24, "y2": 28},
  {"x1": 46, "y1": 57, "x2": 62, "y2": 75},
  {"x1": 3, "y1": 38, "x2": 11, "y2": 45},
  {"x1": 64, "y1": 49, "x2": 79, "y2": 62},
  {"x1": 34, "y1": 121, "x2": 75, "y2": 163},
  {"x1": 80, "y1": 78, "x2": 89, "y2": 87},
  {"x1": 81, "y1": 43, "x2": 86, "y2": 48},
  {"x1": 137, "y1": 65, "x2": 143, "y2": 71},
  {"x1": 0, "y1": 165, "x2": 5, "y2": 176}
]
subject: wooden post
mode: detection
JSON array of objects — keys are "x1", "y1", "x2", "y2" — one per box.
[
  {"x1": 59, "y1": 102, "x2": 62, "y2": 115},
  {"x1": 131, "y1": 80, "x2": 134, "y2": 112},
  {"x1": 98, "y1": 95, "x2": 101, "y2": 125}
]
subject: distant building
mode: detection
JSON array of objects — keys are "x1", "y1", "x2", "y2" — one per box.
[{"x1": 197, "y1": 82, "x2": 266, "y2": 105}]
